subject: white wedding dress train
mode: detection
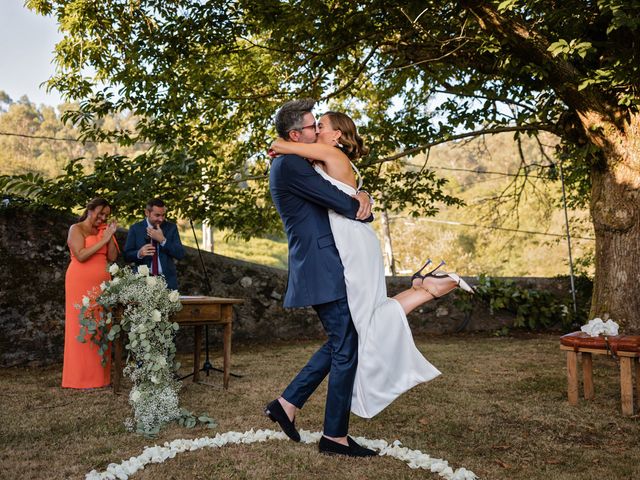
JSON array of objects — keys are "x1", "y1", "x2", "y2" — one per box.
[{"x1": 315, "y1": 164, "x2": 441, "y2": 418}]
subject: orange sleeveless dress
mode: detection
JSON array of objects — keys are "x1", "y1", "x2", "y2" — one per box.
[{"x1": 62, "y1": 231, "x2": 111, "y2": 388}]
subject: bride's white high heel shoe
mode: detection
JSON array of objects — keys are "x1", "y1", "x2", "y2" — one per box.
[{"x1": 411, "y1": 259, "x2": 474, "y2": 298}]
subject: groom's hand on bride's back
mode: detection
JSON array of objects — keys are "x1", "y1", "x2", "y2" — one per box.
[{"x1": 353, "y1": 191, "x2": 374, "y2": 222}]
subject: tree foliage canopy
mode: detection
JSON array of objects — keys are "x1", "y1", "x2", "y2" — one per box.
[{"x1": 5, "y1": 0, "x2": 639, "y2": 233}]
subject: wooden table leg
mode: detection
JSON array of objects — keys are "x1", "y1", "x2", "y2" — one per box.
[
  {"x1": 193, "y1": 325, "x2": 202, "y2": 383},
  {"x1": 113, "y1": 334, "x2": 123, "y2": 394},
  {"x1": 221, "y1": 305, "x2": 234, "y2": 390},
  {"x1": 223, "y1": 322, "x2": 231, "y2": 389},
  {"x1": 567, "y1": 351, "x2": 579, "y2": 405},
  {"x1": 582, "y1": 352, "x2": 594, "y2": 400},
  {"x1": 620, "y1": 357, "x2": 634, "y2": 416}
]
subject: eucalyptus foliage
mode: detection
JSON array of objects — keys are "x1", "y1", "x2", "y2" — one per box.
[{"x1": 78, "y1": 264, "x2": 214, "y2": 436}]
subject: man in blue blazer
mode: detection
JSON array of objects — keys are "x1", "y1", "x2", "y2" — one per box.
[
  {"x1": 264, "y1": 99, "x2": 377, "y2": 458},
  {"x1": 124, "y1": 198, "x2": 185, "y2": 291}
]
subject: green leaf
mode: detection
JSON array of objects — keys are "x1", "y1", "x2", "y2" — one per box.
[
  {"x1": 547, "y1": 39, "x2": 569, "y2": 57},
  {"x1": 497, "y1": 0, "x2": 518, "y2": 13},
  {"x1": 578, "y1": 78, "x2": 597, "y2": 91}
]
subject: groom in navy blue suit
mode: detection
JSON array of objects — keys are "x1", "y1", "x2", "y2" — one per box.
[
  {"x1": 265, "y1": 99, "x2": 377, "y2": 457},
  {"x1": 124, "y1": 198, "x2": 185, "y2": 291}
]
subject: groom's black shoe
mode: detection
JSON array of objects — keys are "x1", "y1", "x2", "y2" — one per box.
[
  {"x1": 264, "y1": 399, "x2": 300, "y2": 442},
  {"x1": 318, "y1": 435, "x2": 378, "y2": 457}
]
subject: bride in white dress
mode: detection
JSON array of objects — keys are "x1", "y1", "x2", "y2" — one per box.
[{"x1": 270, "y1": 112, "x2": 473, "y2": 418}]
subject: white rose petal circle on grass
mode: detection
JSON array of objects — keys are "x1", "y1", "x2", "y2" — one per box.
[{"x1": 85, "y1": 429, "x2": 478, "y2": 480}]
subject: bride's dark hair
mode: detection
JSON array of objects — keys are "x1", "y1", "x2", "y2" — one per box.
[{"x1": 322, "y1": 111, "x2": 369, "y2": 161}]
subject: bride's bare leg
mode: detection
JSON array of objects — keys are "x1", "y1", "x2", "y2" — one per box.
[
  {"x1": 393, "y1": 288, "x2": 433, "y2": 315},
  {"x1": 393, "y1": 276, "x2": 458, "y2": 315}
]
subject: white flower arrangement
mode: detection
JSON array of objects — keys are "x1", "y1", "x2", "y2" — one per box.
[
  {"x1": 137, "y1": 265, "x2": 150, "y2": 277},
  {"x1": 78, "y1": 264, "x2": 200, "y2": 437},
  {"x1": 85, "y1": 429, "x2": 478, "y2": 480},
  {"x1": 580, "y1": 317, "x2": 619, "y2": 337}
]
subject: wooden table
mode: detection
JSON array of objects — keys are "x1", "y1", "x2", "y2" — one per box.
[
  {"x1": 560, "y1": 344, "x2": 640, "y2": 416},
  {"x1": 112, "y1": 296, "x2": 243, "y2": 394}
]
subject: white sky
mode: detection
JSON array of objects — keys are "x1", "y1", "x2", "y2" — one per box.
[{"x1": 0, "y1": 0, "x2": 63, "y2": 106}]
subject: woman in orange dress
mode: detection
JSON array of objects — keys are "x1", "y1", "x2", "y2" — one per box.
[{"x1": 62, "y1": 197, "x2": 119, "y2": 389}]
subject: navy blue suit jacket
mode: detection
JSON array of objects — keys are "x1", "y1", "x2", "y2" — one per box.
[
  {"x1": 124, "y1": 220, "x2": 186, "y2": 291},
  {"x1": 270, "y1": 154, "x2": 372, "y2": 308}
]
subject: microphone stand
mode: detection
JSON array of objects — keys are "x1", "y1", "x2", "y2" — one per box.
[{"x1": 180, "y1": 218, "x2": 242, "y2": 382}]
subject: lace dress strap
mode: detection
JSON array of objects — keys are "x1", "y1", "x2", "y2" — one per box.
[{"x1": 350, "y1": 161, "x2": 364, "y2": 191}]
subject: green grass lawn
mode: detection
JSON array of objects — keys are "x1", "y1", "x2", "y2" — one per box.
[{"x1": 1, "y1": 334, "x2": 638, "y2": 479}]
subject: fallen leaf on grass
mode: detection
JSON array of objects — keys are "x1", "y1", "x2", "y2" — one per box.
[{"x1": 495, "y1": 459, "x2": 511, "y2": 469}]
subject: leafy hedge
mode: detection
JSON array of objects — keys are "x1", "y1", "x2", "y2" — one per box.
[{"x1": 455, "y1": 274, "x2": 592, "y2": 331}]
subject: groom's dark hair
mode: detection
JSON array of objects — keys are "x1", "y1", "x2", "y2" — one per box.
[{"x1": 275, "y1": 98, "x2": 316, "y2": 139}]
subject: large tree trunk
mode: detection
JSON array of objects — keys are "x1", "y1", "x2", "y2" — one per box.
[
  {"x1": 588, "y1": 113, "x2": 640, "y2": 332},
  {"x1": 463, "y1": 2, "x2": 640, "y2": 332}
]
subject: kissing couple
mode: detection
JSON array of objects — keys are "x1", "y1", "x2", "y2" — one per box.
[{"x1": 265, "y1": 99, "x2": 473, "y2": 457}]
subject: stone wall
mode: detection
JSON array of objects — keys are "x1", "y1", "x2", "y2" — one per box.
[{"x1": 0, "y1": 205, "x2": 578, "y2": 367}]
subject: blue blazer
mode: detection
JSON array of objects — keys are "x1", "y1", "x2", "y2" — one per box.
[
  {"x1": 124, "y1": 219, "x2": 186, "y2": 291},
  {"x1": 270, "y1": 154, "x2": 372, "y2": 308}
]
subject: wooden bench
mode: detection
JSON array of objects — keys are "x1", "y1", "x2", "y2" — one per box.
[
  {"x1": 560, "y1": 332, "x2": 640, "y2": 415},
  {"x1": 112, "y1": 296, "x2": 244, "y2": 394}
]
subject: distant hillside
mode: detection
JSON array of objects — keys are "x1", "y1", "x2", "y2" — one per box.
[
  {"x1": 179, "y1": 225, "x2": 289, "y2": 270},
  {"x1": 383, "y1": 132, "x2": 594, "y2": 277},
  {"x1": 0, "y1": 91, "x2": 145, "y2": 177}
]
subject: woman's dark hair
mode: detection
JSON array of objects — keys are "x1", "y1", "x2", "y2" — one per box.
[
  {"x1": 322, "y1": 111, "x2": 370, "y2": 161},
  {"x1": 78, "y1": 197, "x2": 112, "y2": 222}
]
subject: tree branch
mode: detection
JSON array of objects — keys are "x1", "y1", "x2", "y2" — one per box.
[
  {"x1": 461, "y1": 1, "x2": 608, "y2": 115},
  {"x1": 385, "y1": 39, "x2": 472, "y2": 71},
  {"x1": 367, "y1": 124, "x2": 558, "y2": 165},
  {"x1": 321, "y1": 46, "x2": 379, "y2": 101},
  {"x1": 433, "y1": 87, "x2": 537, "y2": 113}
]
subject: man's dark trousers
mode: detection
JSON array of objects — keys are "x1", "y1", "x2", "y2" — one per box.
[{"x1": 282, "y1": 296, "x2": 358, "y2": 437}]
